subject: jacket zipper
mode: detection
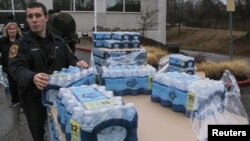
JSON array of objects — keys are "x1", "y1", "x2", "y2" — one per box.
[{"x1": 31, "y1": 40, "x2": 52, "y2": 74}]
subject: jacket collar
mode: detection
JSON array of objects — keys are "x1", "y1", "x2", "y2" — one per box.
[{"x1": 22, "y1": 30, "x2": 58, "y2": 42}]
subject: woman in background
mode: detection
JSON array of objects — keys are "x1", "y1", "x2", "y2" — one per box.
[{"x1": 0, "y1": 21, "x2": 22, "y2": 107}]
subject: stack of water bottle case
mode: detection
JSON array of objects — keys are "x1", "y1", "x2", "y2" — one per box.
[
  {"x1": 167, "y1": 54, "x2": 195, "y2": 75},
  {"x1": 151, "y1": 71, "x2": 201, "y2": 113},
  {"x1": 92, "y1": 32, "x2": 147, "y2": 73},
  {"x1": 151, "y1": 54, "x2": 199, "y2": 114},
  {"x1": 151, "y1": 54, "x2": 226, "y2": 116},
  {"x1": 43, "y1": 66, "x2": 139, "y2": 141},
  {"x1": 92, "y1": 32, "x2": 156, "y2": 96},
  {"x1": 151, "y1": 72, "x2": 229, "y2": 116}
]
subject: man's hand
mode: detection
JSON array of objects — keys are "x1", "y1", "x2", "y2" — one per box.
[
  {"x1": 76, "y1": 60, "x2": 89, "y2": 68},
  {"x1": 33, "y1": 73, "x2": 49, "y2": 90}
]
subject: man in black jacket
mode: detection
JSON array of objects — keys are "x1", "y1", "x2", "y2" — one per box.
[{"x1": 8, "y1": 2, "x2": 88, "y2": 141}]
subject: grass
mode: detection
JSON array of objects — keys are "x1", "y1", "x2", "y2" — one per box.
[
  {"x1": 196, "y1": 60, "x2": 250, "y2": 80},
  {"x1": 144, "y1": 46, "x2": 169, "y2": 68},
  {"x1": 166, "y1": 26, "x2": 250, "y2": 57}
]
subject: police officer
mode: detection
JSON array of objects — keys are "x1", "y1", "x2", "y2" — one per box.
[{"x1": 8, "y1": 2, "x2": 88, "y2": 141}]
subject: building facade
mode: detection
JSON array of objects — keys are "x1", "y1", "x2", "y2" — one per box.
[{"x1": 0, "y1": 0, "x2": 166, "y2": 44}]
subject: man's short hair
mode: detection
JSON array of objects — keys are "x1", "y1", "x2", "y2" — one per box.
[{"x1": 25, "y1": 2, "x2": 48, "y2": 16}]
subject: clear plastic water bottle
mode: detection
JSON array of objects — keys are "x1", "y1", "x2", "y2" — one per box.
[
  {"x1": 104, "y1": 91, "x2": 114, "y2": 98},
  {"x1": 49, "y1": 76, "x2": 57, "y2": 85},
  {"x1": 60, "y1": 93, "x2": 74, "y2": 128},
  {"x1": 64, "y1": 99, "x2": 81, "y2": 134},
  {"x1": 57, "y1": 77, "x2": 65, "y2": 87}
]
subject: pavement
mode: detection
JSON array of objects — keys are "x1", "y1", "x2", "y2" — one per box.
[
  {"x1": 182, "y1": 49, "x2": 250, "y2": 64},
  {"x1": 0, "y1": 38, "x2": 250, "y2": 140},
  {"x1": 0, "y1": 87, "x2": 33, "y2": 141}
]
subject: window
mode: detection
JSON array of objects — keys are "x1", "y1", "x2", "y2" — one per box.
[
  {"x1": 14, "y1": 0, "x2": 31, "y2": 10},
  {"x1": 53, "y1": 0, "x2": 94, "y2": 11},
  {"x1": 0, "y1": 0, "x2": 11, "y2": 10},
  {"x1": 0, "y1": 0, "x2": 34, "y2": 24},
  {"x1": 53, "y1": 0, "x2": 73, "y2": 11},
  {"x1": 107, "y1": 0, "x2": 123, "y2": 12},
  {"x1": 106, "y1": 0, "x2": 140, "y2": 12},
  {"x1": 125, "y1": 0, "x2": 140, "y2": 12},
  {"x1": 76, "y1": 0, "x2": 94, "y2": 11}
]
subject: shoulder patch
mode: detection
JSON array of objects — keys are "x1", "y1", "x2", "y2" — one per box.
[{"x1": 9, "y1": 44, "x2": 19, "y2": 58}]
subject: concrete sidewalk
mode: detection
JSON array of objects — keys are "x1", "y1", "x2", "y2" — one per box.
[
  {"x1": 182, "y1": 49, "x2": 250, "y2": 64},
  {"x1": 75, "y1": 37, "x2": 92, "y2": 52},
  {"x1": 0, "y1": 86, "x2": 33, "y2": 141}
]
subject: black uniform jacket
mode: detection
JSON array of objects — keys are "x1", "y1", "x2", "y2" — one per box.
[{"x1": 9, "y1": 31, "x2": 79, "y2": 99}]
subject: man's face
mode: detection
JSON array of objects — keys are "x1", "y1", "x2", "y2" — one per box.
[{"x1": 26, "y1": 7, "x2": 48, "y2": 34}]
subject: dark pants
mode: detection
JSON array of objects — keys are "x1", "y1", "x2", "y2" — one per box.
[
  {"x1": 21, "y1": 97, "x2": 47, "y2": 141},
  {"x1": 7, "y1": 72, "x2": 19, "y2": 103}
]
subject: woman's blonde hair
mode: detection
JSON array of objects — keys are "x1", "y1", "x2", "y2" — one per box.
[{"x1": 2, "y1": 22, "x2": 22, "y2": 37}]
